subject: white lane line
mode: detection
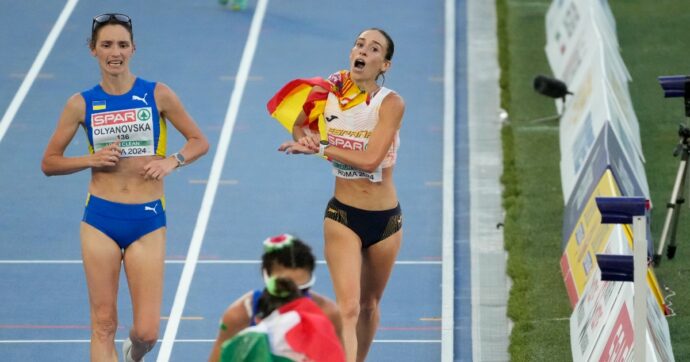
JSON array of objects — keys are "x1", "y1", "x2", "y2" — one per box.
[
  {"x1": 442, "y1": 0, "x2": 456, "y2": 360},
  {"x1": 0, "y1": 259, "x2": 441, "y2": 265},
  {"x1": 155, "y1": 1, "x2": 269, "y2": 361},
  {"x1": 0, "y1": 0, "x2": 78, "y2": 144}
]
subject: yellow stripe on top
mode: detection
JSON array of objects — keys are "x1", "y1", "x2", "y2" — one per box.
[
  {"x1": 81, "y1": 124, "x2": 96, "y2": 154},
  {"x1": 317, "y1": 113, "x2": 327, "y2": 142},
  {"x1": 157, "y1": 113, "x2": 168, "y2": 157}
]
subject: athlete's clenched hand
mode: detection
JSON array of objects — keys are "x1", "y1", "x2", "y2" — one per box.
[
  {"x1": 91, "y1": 140, "x2": 121, "y2": 167},
  {"x1": 141, "y1": 157, "x2": 177, "y2": 181}
]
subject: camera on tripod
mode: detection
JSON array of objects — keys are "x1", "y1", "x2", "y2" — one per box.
[
  {"x1": 659, "y1": 75, "x2": 690, "y2": 117},
  {"x1": 653, "y1": 75, "x2": 690, "y2": 265}
]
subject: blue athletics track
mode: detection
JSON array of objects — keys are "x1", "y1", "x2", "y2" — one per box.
[{"x1": 0, "y1": 0, "x2": 483, "y2": 361}]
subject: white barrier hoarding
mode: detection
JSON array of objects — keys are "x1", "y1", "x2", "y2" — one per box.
[
  {"x1": 558, "y1": 55, "x2": 648, "y2": 203},
  {"x1": 545, "y1": 0, "x2": 630, "y2": 90},
  {"x1": 546, "y1": 0, "x2": 593, "y2": 85},
  {"x1": 547, "y1": 1, "x2": 675, "y2": 360},
  {"x1": 562, "y1": 123, "x2": 649, "y2": 248},
  {"x1": 570, "y1": 232, "x2": 674, "y2": 361}
]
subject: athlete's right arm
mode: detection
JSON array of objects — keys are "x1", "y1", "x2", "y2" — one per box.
[
  {"x1": 41, "y1": 94, "x2": 120, "y2": 176},
  {"x1": 208, "y1": 292, "x2": 252, "y2": 362},
  {"x1": 290, "y1": 85, "x2": 328, "y2": 147}
]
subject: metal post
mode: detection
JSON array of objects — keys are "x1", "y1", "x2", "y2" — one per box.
[
  {"x1": 633, "y1": 215, "x2": 647, "y2": 362},
  {"x1": 596, "y1": 196, "x2": 649, "y2": 360}
]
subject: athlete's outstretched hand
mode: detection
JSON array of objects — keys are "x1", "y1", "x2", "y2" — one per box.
[
  {"x1": 279, "y1": 133, "x2": 320, "y2": 154},
  {"x1": 297, "y1": 134, "x2": 320, "y2": 150},
  {"x1": 278, "y1": 140, "x2": 317, "y2": 155},
  {"x1": 91, "y1": 140, "x2": 121, "y2": 168}
]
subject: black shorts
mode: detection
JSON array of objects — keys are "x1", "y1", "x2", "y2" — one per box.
[{"x1": 324, "y1": 197, "x2": 403, "y2": 249}]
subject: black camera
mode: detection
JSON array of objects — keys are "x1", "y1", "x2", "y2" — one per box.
[
  {"x1": 658, "y1": 75, "x2": 690, "y2": 117},
  {"x1": 654, "y1": 75, "x2": 690, "y2": 265},
  {"x1": 533, "y1": 75, "x2": 572, "y2": 100}
]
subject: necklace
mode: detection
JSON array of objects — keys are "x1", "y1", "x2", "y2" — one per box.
[{"x1": 369, "y1": 86, "x2": 381, "y2": 98}]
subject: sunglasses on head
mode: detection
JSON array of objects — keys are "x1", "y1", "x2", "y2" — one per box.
[{"x1": 92, "y1": 13, "x2": 132, "y2": 32}]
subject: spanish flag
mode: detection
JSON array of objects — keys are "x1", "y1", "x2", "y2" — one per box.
[{"x1": 266, "y1": 71, "x2": 370, "y2": 139}]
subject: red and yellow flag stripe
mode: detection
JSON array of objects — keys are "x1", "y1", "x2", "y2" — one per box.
[{"x1": 266, "y1": 71, "x2": 370, "y2": 139}]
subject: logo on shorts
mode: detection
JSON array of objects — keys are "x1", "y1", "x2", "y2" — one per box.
[{"x1": 144, "y1": 203, "x2": 158, "y2": 215}]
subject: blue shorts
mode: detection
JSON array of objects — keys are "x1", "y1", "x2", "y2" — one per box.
[
  {"x1": 82, "y1": 194, "x2": 167, "y2": 249},
  {"x1": 324, "y1": 197, "x2": 402, "y2": 249}
]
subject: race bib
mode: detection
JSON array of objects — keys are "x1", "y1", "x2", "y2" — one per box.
[
  {"x1": 91, "y1": 107, "x2": 154, "y2": 157},
  {"x1": 332, "y1": 160, "x2": 382, "y2": 182}
]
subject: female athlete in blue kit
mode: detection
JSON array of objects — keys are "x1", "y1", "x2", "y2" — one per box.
[{"x1": 41, "y1": 13, "x2": 208, "y2": 362}]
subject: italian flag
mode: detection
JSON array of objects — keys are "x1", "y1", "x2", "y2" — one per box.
[{"x1": 220, "y1": 297, "x2": 345, "y2": 362}]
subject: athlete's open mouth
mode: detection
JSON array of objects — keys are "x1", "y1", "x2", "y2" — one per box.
[{"x1": 354, "y1": 59, "x2": 366, "y2": 70}]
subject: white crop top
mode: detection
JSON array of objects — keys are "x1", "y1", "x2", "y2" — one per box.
[{"x1": 324, "y1": 87, "x2": 399, "y2": 182}]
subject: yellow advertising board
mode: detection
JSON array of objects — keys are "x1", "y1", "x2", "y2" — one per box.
[
  {"x1": 562, "y1": 170, "x2": 620, "y2": 305},
  {"x1": 561, "y1": 169, "x2": 666, "y2": 313}
]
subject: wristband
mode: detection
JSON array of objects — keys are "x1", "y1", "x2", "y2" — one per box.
[{"x1": 317, "y1": 141, "x2": 329, "y2": 158}]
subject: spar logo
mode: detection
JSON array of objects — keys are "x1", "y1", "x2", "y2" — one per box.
[
  {"x1": 92, "y1": 108, "x2": 152, "y2": 126},
  {"x1": 137, "y1": 108, "x2": 151, "y2": 121},
  {"x1": 93, "y1": 109, "x2": 137, "y2": 127},
  {"x1": 328, "y1": 134, "x2": 365, "y2": 150}
]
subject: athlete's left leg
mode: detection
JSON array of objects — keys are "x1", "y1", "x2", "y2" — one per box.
[
  {"x1": 123, "y1": 227, "x2": 166, "y2": 361},
  {"x1": 356, "y1": 229, "x2": 402, "y2": 362}
]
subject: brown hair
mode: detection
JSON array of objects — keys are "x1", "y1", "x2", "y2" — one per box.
[
  {"x1": 364, "y1": 27, "x2": 395, "y2": 61},
  {"x1": 88, "y1": 14, "x2": 134, "y2": 50}
]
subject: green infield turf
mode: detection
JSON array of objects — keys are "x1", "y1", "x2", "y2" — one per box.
[{"x1": 498, "y1": 0, "x2": 690, "y2": 360}]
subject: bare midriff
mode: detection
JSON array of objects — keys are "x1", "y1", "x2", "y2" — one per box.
[
  {"x1": 88, "y1": 155, "x2": 165, "y2": 203},
  {"x1": 333, "y1": 167, "x2": 398, "y2": 210}
]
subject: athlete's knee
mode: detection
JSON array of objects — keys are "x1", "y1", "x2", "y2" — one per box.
[
  {"x1": 131, "y1": 326, "x2": 159, "y2": 347},
  {"x1": 338, "y1": 299, "x2": 361, "y2": 322},
  {"x1": 91, "y1": 313, "x2": 118, "y2": 341},
  {"x1": 359, "y1": 297, "x2": 381, "y2": 318},
  {"x1": 129, "y1": 331, "x2": 157, "y2": 358}
]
